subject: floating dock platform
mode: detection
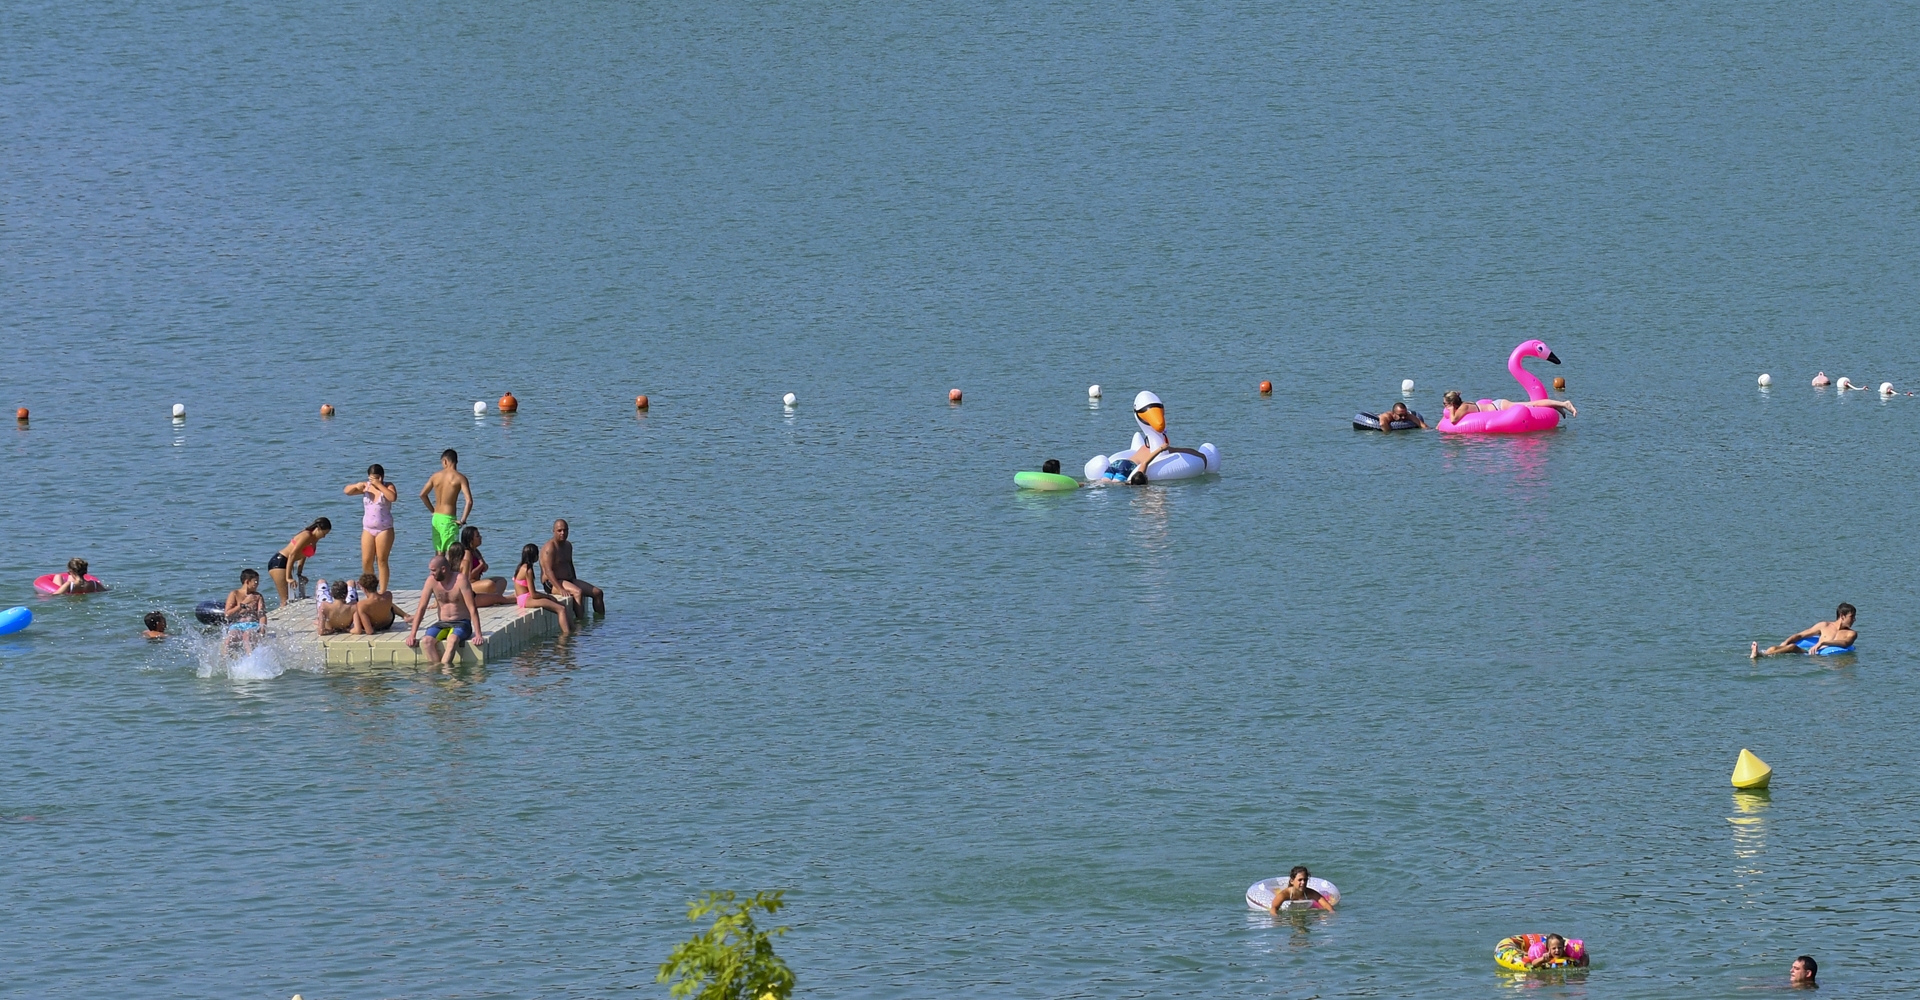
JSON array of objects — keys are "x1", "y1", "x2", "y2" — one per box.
[{"x1": 264, "y1": 593, "x2": 562, "y2": 668}]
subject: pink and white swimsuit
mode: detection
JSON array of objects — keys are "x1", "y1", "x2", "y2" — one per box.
[{"x1": 362, "y1": 490, "x2": 393, "y2": 534}]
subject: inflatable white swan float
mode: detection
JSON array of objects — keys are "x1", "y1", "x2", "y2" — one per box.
[{"x1": 1085, "y1": 391, "x2": 1220, "y2": 483}]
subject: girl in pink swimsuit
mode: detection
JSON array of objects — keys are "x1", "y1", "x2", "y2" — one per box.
[
  {"x1": 344, "y1": 464, "x2": 398, "y2": 592},
  {"x1": 514, "y1": 543, "x2": 574, "y2": 634}
]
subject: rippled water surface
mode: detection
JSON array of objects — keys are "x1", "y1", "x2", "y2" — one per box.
[{"x1": 5, "y1": 2, "x2": 1920, "y2": 996}]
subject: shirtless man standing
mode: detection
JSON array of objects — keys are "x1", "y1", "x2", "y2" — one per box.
[
  {"x1": 540, "y1": 519, "x2": 604, "y2": 615},
  {"x1": 419, "y1": 449, "x2": 473, "y2": 555},
  {"x1": 403, "y1": 554, "x2": 485, "y2": 668},
  {"x1": 1753, "y1": 603, "x2": 1857, "y2": 658}
]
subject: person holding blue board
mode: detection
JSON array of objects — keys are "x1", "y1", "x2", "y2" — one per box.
[{"x1": 1752, "y1": 603, "x2": 1857, "y2": 658}]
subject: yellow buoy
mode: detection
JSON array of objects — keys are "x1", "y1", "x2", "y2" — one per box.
[{"x1": 1732, "y1": 748, "x2": 1772, "y2": 790}]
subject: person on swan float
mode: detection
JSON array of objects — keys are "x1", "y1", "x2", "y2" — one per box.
[{"x1": 1109, "y1": 391, "x2": 1206, "y2": 484}]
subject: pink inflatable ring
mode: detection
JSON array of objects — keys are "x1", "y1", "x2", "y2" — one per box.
[{"x1": 1438, "y1": 340, "x2": 1565, "y2": 434}]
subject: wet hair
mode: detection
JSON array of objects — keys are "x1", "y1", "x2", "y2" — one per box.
[
  {"x1": 519, "y1": 543, "x2": 541, "y2": 571},
  {"x1": 460, "y1": 525, "x2": 482, "y2": 549},
  {"x1": 1795, "y1": 956, "x2": 1816, "y2": 978},
  {"x1": 1443, "y1": 390, "x2": 1464, "y2": 407},
  {"x1": 367, "y1": 463, "x2": 386, "y2": 478},
  {"x1": 240, "y1": 568, "x2": 259, "y2": 583},
  {"x1": 143, "y1": 611, "x2": 166, "y2": 632},
  {"x1": 67, "y1": 557, "x2": 87, "y2": 575},
  {"x1": 304, "y1": 517, "x2": 332, "y2": 535},
  {"x1": 1289, "y1": 865, "x2": 1310, "y2": 880},
  {"x1": 359, "y1": 572, "x2": 380, "y2": 591},
  {"x1": 1836, "y1": 603, "x2": 1856, "y2": 619},
  {"x1": 1388, "y1": 401, "x2": 1410, "y2": 416},
  {"x1": 1042, "y1": 459, "x2": 1061, "y2": 474},
  {"x1": 441, "y1": 448, "x2": 459, "y2": 465}
]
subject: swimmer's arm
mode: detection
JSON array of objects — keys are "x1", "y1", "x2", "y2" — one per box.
[{"x1": 1414, "y1": 414, "x2": 1429, "y2": 429}]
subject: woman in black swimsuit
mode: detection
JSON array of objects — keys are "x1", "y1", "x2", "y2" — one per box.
[{"x1": 268, "y1": 517, "x2": 331, "y2": 606}]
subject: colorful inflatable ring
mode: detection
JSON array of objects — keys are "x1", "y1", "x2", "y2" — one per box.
[
  {"x1": 1495, "y1": 934, "x2": 1588, "y2": 971},
  {"x1": 1244, "y1": 876, "x2": 1340, "y2": 912},
  {"x1": 1437, "y1": 340, "x2": 1564, "y2": 435},
  {"x1": 1796, "y1": 636, "x2": 1855, "y2": 655},
  {"x1": 0, "y1": 606, "x2": 31, "y2": 635},
  {"x1": 33, "y1": 573, "x2": 107, "y2": 595}
]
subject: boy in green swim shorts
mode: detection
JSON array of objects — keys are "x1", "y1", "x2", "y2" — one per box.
[{"x1": 419, "y1": 448, "x2": 473, "y2": 553}]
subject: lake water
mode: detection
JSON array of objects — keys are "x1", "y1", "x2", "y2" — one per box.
[{"x1": 4, "y1": 1, "x2": 1919, "y2": 996}]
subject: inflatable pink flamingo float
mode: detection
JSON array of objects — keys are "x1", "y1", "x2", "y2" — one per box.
[{"x1": 1437, "y1": 340, "x2": 1567, "y2": 434}]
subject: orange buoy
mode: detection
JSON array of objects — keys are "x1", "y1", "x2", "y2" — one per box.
[
  {"x1": 634, "y1": 395, "x2": 650, "y2": 410},
  {"x1": 14, "y1": 407, "x2": 26, "y2": 423},
  {"x1": 1259, "y1": 380, "x2": 1273, "y2": 395},
  {"x1": 949, "y1": 388, "x2": 963, "y2": 403},
  {"x1": 498, "y1": 392, "x2": 518, "y2": 413},
  {"x1": 1553, "y1": 376, "x2": 1566, "y2": 391},
  {"x1": 320, "y1": 404, "x2": 335, "y2": 417}
]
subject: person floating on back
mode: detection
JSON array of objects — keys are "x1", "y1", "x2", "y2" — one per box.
[
  {"x1": 420, "y1": 449, "x2": 473, "y2": 555},
  {"x1": 1752, "y1": 603, "x2": 1857, "y2": 658},
  {"x1": 142, "y1": 611, "x2": 168, "y2": 640},
  {"x1": 49, "y1": 558, "x2": 107, "y2": 595},
  {"x1": 223, "y1": 568, "x2": 267, "y2": 654}
]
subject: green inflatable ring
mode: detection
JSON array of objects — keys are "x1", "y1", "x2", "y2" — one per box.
[{"x1": 1014, "y1": 471, "x2": 1079, "y2": 491}]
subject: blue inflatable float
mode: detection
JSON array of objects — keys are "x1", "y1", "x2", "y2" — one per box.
[
  {"x1": 1797, "y1": 636, "x2": 1854, "y2": 656},
  {"x1": 0, "y1": 606, "x2": 31, "y2": 636}
]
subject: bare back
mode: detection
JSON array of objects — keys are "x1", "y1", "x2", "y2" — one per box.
[{"x1": 423, "y1": 468, "x2": 471, "y2": 516}]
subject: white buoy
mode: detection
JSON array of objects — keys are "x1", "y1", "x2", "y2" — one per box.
[
  {"x1": 1881, "y1": 382, "x2": 1896, "y2": 396},
  {"x1": 783, "y1": 392, "x2": 796, "y2": 407},
  {"x1": 1401, "y1": 379, "x2": 1415, "y2": 394},
  {"x1": 473, "y1": 401, "x2": 486, "y2": 414},
  {"x1": 171, "y1": 403, "x2": 185, "y2": 419},
  {"x1": 1088, "y1": 384, "x2": 1102, "y2": 399},
  {"x1": 1757, "y1": 373, "x2": 1772, "y2": 386}
]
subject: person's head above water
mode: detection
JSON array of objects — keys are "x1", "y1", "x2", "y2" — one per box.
[
  {"x1": 1543, "y1": 934, "x2": 1567, "y2": 958},
  {"x1": 1443, "y1": 390, "x2": 1464, "y2": 409},
  {"x1": 1791, "y1": 955, "x2": 1816, "y2": 986},
  {"x1": 67, "y1": 557, "x2": 88, "y2": 576},
  {"x1": 1836, "y1": 603, "x2": 1856, "y2": 624},
  {"x1": 441, "y1": 448, "x2": 459, "y2": 468},
  {"x1": 1387, "y1": 401, "x2": 1412, "y2": 419},
  {"x1": 1132, "y1": 391, "x2": 1166, "y2": 432},
  {"x1": 1288, "y1": 865, "x2": 1311, "y2": 885},
  {"x1": 1042, "y1": 459, "x2": 1061, "y2": 474},
  {"x1": 143, "y1": 611, "x2": 166, "y2": 633}
]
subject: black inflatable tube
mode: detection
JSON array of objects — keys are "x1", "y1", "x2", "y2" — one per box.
[
  {"x1": 194, "y1": 600, "x2": 227, "y2": 625},
  {"x1": 1353, "y1": 410, "x2": 1425, "y2": 431}
]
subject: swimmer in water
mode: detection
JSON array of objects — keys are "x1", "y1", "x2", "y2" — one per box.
[
  {"x1": 223, "y1": 568, "x2": 267, "y2": 654},
  {"x1": 1753, "y1": 604, "x2": 1857, "y2": 658},
  {"x1": 268, "y1": 518, "x2": 331, "y2": 606},
  {"x1": 1267, "y1": 866, "x2": 1324, "y2": 914},
  {"x1": 1525, "y1": 934, "x2": 1583, "y2": 969},
  {"x1": 1042, "y1": 459, "x2": 1062, "y2": 474},
  {"x1": 48, "y1": 557, "x2": 106, "y2": 595},
  {"x1": 1790, "y1": 955, "x2": 1817, "y2": 988},
  {"x1": 1368, "y1": 400, "x2": 1428, "y2": 433},
  {"x1": 1442, "y1": 390, "x2": 1577, "y2": 424},
  {"x1": 142, "y1": 611, "x2": 168, "y2": 640}
]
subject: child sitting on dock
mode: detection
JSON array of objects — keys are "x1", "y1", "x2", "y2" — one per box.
[
  {"x1": 513, "y1": 544, "x2": 574, "y2": 635},
  {"x1": 1752, "y1": 603, "x2": 1857, "y2": 658},
  {"x1": 222, "y1": 569, "x2": 267, "y2": 654},
  {"x1": 314, "y1": 579, "x2": 358, "y2": 636},
  {"x1": 350, "y1": 573, "x2": 397, "y2": 634}
]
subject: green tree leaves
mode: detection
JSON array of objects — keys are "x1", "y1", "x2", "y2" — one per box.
[{"x1": 658, "y1": 890, "x2": 795, "y2": 1000}]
